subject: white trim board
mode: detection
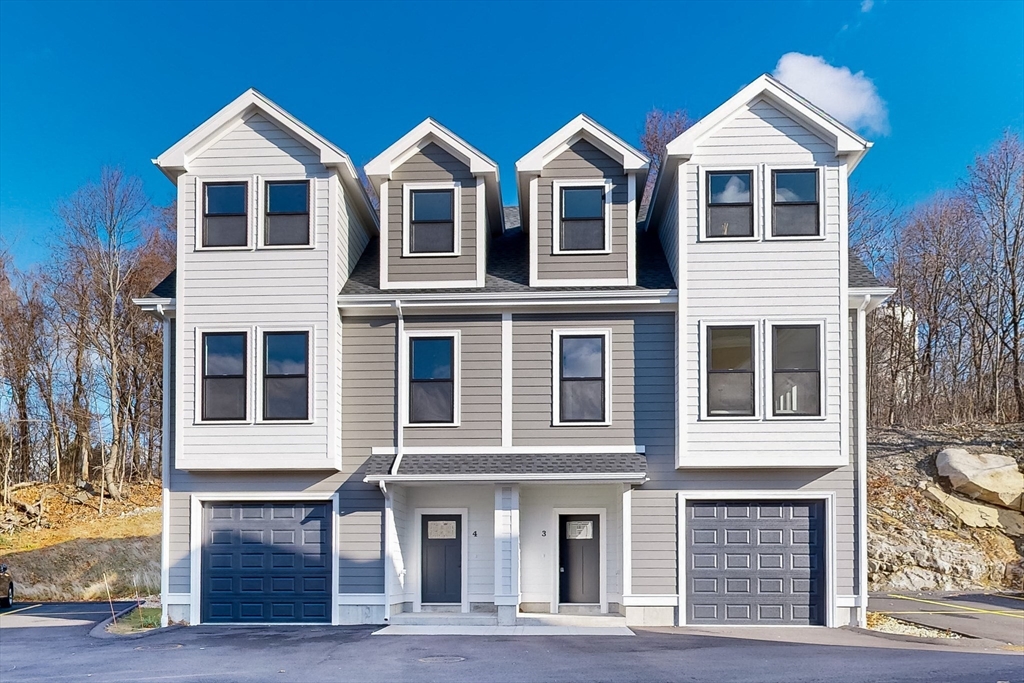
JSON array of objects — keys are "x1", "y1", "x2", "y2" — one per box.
[
  {"x1": 550, "y1": 178, "x2": 614, "y2": 256},
  {"x1": 676, "y1": 491, "x2": 838, "y2": 628},
  {"x1": 188, "y1": 491, "x2": 341, "y2": 626}
]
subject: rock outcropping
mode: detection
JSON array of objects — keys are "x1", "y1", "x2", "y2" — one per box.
[{"x1": 936, "y1": 448, "x2": 1024, "y2": 510}]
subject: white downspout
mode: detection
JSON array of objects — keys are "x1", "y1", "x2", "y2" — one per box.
[
  {"x1": 392, "y1": 299, "x2": 405, "y2": 476},
  {"x1": 856, "y1": 294, "x2": 870, "y2": 627},
  {"x1": 381, "y1": 299, "x2": 404, "y2": 623}
]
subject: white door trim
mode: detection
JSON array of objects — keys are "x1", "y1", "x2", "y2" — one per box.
[
  {"x1": 412, "y1": 507, "x2": 470, "y2": 613},
  {"x1": 551, "y1": 507, "x2": 608, "y2": 614},
  {"x1": 189, "y1": 491, "x2": 341, "y2": 626},
  {"x1": 676, "y1": 491, "x2": 836, "y2": 628}
]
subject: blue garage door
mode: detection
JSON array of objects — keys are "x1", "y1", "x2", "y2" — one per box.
[{"x1": 202, "y1": 501, "x2": 331, "y2": 623}]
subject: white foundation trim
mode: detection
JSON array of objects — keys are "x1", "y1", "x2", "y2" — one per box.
[
  {"x1": 551, "y1": 507, "x2": 607, "y2": 615},
  {"x1": 836, "y1": 595, "x2": 862, "y2": 608},
  {"x1": 412, "y1": 507, "x2": 470, "y2": 613},
  {"x1": 621, "y1": 594, "x2": 678, "y2": 607},
  {"x1": 188, "y1": 491, "x2": 341, "y2": 626},
  {"x1": 676, "y1": 491, "x2": 837, "y2": 628}
]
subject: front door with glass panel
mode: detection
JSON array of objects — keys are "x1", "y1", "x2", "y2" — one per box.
[
  {"x1": 559, "y1": 514, "x2": 600, "y2": 603},
  {"x1": 421, "y1": 515, "x2": 461, "y2": 603}
]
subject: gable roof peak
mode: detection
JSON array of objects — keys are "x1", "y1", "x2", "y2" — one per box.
[
  {"x1": 516, "y1": 113, "x2": 650, "y2": 175},
  {"x1": 363, "y1": 117, "x2": 499, "y2": 184}
]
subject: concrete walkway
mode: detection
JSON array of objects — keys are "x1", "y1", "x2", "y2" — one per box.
[
  {"x1": 374, "y1": 612, "x2": 634, "y2": 636},
  {"x1": 870, "y1": 592, "x2": 1024, "y2": 646}
]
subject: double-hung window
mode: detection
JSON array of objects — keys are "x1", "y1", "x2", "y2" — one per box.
[
  {"x1": 265, "y1": 181, "x2": 310, "y2": 246},
  {"x1": 706, "y1": 326, "x2": 755, "y2": 417},
  {"x1": 556, "y1": 333, "x2": 609, "y2": 424},
  {"x1": 409, "y1": 189, "x2": 456, "y2": 254},
  {"x1": 202, "y1": 332, "x2": 247, "y2": 421},
  {"x1": 409, "y1": 336, "x2": 456, "y2": 424},
  {"x1": 771, "y1": 325, "x2": 821, "y2": 416},
  {"x1": 263, "y1": 331, "x2": 309, "y2": 421},
  {"x1": 559, "y1": 186, "x2": 606, "y2": 252},
  {"x1": 203, "y1": 182, "x2": 248, "y2": 247},
  {"x1": 772, "y1": 170, "x2": 819, "y2": 237},
  {"x1": 706, "y1": 171, "x2": 753, "y2": 238}
]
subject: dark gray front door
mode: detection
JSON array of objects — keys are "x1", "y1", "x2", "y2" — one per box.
[
  {"x1": 685, "y1": 500, "x2": 825, "y2": 625},
  {"x1": 202, "y1": 501, "x2": 331, "y2": 623},
  {"x1": 421, "y1": 515, "x2": 461, "y2": 603},
  {"x1": 559, "y1": 514, "x2": 600, "y2": 603}
]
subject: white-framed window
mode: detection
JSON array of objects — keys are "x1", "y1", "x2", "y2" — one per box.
[
  {"x1": 766, "y1": 322, "x2": 826, "y2": 419},
  {"x1": 260, "y1": 178, "x2": 313, "y2": 248},
  {"x1": 700, "y1": 321, "x2": 760, "y2": 420},
  {"x1": 256, "y1": 327, "x2": 314, "y2": 423},
  {"x1": 766, "y1": 167, "x2": 824, "y2": 240},
  {"x1": 701, "y1": 167, "x2": 758, "y2": 240},
  {"x1": 197, "y1": 329, "x2": 251, "y2": 424},
  {"x1": 551, "y1": 179, "x2": 613, "y2": 254},
  {"x1": 405, "y1": 330, "x2": 461, "y2": 426},
  {"x1": 197, "y1": 178, "x2": 253, "y2": 250},
  {"x1": 402, "y1": 182, "x2": 462, "y2": 257},
  {"x1": 552, "y1": 329, "x2": 612, "y2": 426}
]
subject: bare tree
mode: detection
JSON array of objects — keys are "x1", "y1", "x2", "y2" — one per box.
[{"x1": 639, "y1": 108, "x2": 693, "y2": 217}]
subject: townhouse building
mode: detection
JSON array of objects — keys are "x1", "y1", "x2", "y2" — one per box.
[{"x1": 137, "y1": 74, "x2": 893, "y2": 629}]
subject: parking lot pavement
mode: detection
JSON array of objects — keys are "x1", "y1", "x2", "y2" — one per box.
[
  {"x1": 0, "y1": 608, "x2": 1021, "y2": 683},
  {"x1": 0, "y1": 602, "x2": 134, "y2": 629},
  {"x1": 871, "y1": 592, "x2": 1024, "y2": 645}
]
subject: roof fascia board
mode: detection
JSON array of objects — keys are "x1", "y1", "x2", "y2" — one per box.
[
  {"x1": 516, "y1": 114, "x2": 649, "y2": 174},
  {"x1": 364, "y1": 118, "x2": 499, "y2": 181},
  {"x1": 848, "y1": 287, "x2": 896, "y2": 312}
]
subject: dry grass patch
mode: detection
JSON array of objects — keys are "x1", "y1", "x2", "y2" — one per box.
[{"x1": 107, "y1": 606, "x2": 161, "y2": 634}]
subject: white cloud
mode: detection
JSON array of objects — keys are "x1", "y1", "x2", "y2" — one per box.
[
  {"x1": 772, "y1": 52, "x2": 890, "y2": 136},
  {"x1": 712, "y1": 175, "x2": 750, "y2": 204},
  {"x1": 860, "y1": 0, "x2": 874, "y2": 12}
]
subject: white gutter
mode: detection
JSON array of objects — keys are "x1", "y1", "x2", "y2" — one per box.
[
  {"x1": 392, "y1": 300, "x2": 404, "y2": 476},
  {"x1": 133, "y1": 297, "x2": 176, "y2": 318},
  {"x1": 847, "y1": 288, "x2": 894, "y2": 312}
]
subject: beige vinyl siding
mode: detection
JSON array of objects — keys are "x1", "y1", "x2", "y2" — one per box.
[
  {"x1": 536, "y1": 140, "x2": 630, "y2": 281},
  {"x1": 386, "y1": 143, "x2": 478, "y2": 284},
  {"x1": 404, "y1": 316, "x2": 502, "y2": 447},
  {"x1": 511, "y1": 313, "x2": 674, "y2": 445},
  {"x1": 683, "y1": 97, "x2": 845, "y2": 464}
]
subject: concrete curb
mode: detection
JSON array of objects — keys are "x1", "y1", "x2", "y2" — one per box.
[
  {"x1": 847, "y1": 626, "x2": 1014, "y2": 652},
  {"x1": 89, "y1": 606, "x2": 184, "y2": 640}
]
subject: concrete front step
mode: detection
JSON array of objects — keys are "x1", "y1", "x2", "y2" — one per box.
[{"x1": 389, "y1": 613, "x2": 498, "y2": 626}]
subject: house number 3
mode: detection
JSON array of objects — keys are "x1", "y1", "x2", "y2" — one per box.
[{"x1": 542, "y1": 530, "x2": 547, "y2": 537}]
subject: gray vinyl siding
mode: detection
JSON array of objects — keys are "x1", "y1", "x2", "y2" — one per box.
[
  {"x1": 683, "y1": 97, "x2": 845, "y2": 464},
  {"x1": 404, "y1": 316, "x2": 502, "y2": 446},
  {"x1": 657, "y1": 176, "x2": 679, "y2": 285},
  {"x1": 386, "y1": 143, "x2": 479, "y2": 284},
  {"x1": 536, "y1": 140, "x2": 630, "y2": 282},
  {"x1": 511, "y1": 313, "x2": 674, "y2": 446}
]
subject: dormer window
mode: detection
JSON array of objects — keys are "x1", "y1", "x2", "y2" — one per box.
[
  {"x1": 560, "y1": 187, "x2": 605, "y2": 251},
  {"x1": 203, "y1": 182, "x2": 248, "y2": 247},
  {"x1": 707, "y1": 171, "x2": 753, "y2": 238},
  {"x1": 264, "y1": 180, "x2": 310, "y2": 246},
  {"x1": 408, "y1": 188, "x2": 456, "y2": 255},
  {"x1": 772, "y1": 170, "x2": 819, "y2": 237}
]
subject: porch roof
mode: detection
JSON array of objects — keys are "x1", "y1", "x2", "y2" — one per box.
[{"x1": 363, "y1": 452, "x2": 647, "y2": 484}]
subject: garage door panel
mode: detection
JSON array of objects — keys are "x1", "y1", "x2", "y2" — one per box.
[
  {"x1": 685, "y1": 500, "x2": 825, "y2": 626},
  {"x1": 202, "y1": 501, "x2": 331, "y2": 624}
]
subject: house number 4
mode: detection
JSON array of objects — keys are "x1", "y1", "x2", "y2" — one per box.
[{"x1": 472, "y1": 531, "x2": 477, "y2": 537}]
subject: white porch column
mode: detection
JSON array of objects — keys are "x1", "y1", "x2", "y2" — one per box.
[{"x1": 494, "y1": 484, "x2": 521, "y2": 625}]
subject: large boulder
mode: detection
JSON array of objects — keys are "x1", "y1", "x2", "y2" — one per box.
[
  {"x1": 922, "y1": 485, "x2": 1000, "y2": 528},
  {"x1": 936, "y1": 448, "x2": 1024, "y2": 510}
]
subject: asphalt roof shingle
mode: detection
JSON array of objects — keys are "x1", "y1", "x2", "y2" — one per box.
[{"x1": 363, "y1": 452, "x2": 647, "y2": 479}]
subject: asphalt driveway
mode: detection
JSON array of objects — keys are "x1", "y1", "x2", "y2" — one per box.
[
  {"x1": 871, "y1": 592, "x2": 1024, "y2": 645},
  {"x1": 0, "y1": 602, "x2": 1021, "y2": 683}
]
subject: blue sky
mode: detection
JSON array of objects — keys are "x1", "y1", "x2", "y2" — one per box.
[{"x1": 1, "y1": 0, "x2": 1022, "y2": 268}]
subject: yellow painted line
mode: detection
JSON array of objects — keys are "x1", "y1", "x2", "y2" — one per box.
[
  {"x1": 0, "y1": 604, "x2": 41, "y2": 617},
  {"x1": 886, "y1": 594, "x2": 1024, "y2": 619}
]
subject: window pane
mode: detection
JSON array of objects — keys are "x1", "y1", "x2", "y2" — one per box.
[
  {"x1": 709, "y1": 327, "x2": 753, "y2": 371},
  {"x1": 266, "y1": 332, "x2": 307, "y2": 376},
  {"x1": 561, "y1": 219, "x2": 605, "y2": 251},
  {"x1": 773, "y1": 204, "x2": 818, "y2": 236},
  {"x1": 267, "y1": 182, "x2": 308, "y2": 213},
  {"x1": 707, "y1": 373, "x2": 754, "y2": 416},
  {"x1": 562, "y1": 336, "x2": 604, "y2": 378},
  {"x1": 774, "y1": 326, "x2": 819, "y2": 370},
  {"x1": 265, "y1": 376, "x2": 308, "y2": 420},
  {"x1": 411, "y1": 338, "x2": 452, "y2": 380},
  {"x1": 773, "y1": 371, "x2": 820, "y2": 416},
  {"x1": 562, "y1": 187, "x2": 604, "y2": 219},
  {"x1": 206, "y1": 184, "x2": 247, "y2": 215},
  {"x1": 410, "y1": 222, "x2": 455, "y2": 253},
  {"x1": 709, "y1": 172, "x2": 751, "y2": 204},
  {"x1": 204, "y1": 215, "x2": 248, "y2": 247},
  {"x1": 707, "y1": 205, "x2": 753, "y2": 237},
  {"x1": 205, "y1": 334, "x2": 245, "y2": 376},
  {"x1": 412, "y1": 190, "x2": 453, "y2": 221},
  {"x1": 204, "y1": 377, "x2": 246, "y2": 420},
  {"x1": 410, "y1": 381, "x2": 454, "y2": 423},
  {"x1": 561, "y1": 379, "x2": 604, "y2": 422},
  {"x1": 266, "y1": 214, "x2": 309, "y2": 245},
  {"x1": 774, "y1": 171, "x2": 817, "y2": 203}
]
